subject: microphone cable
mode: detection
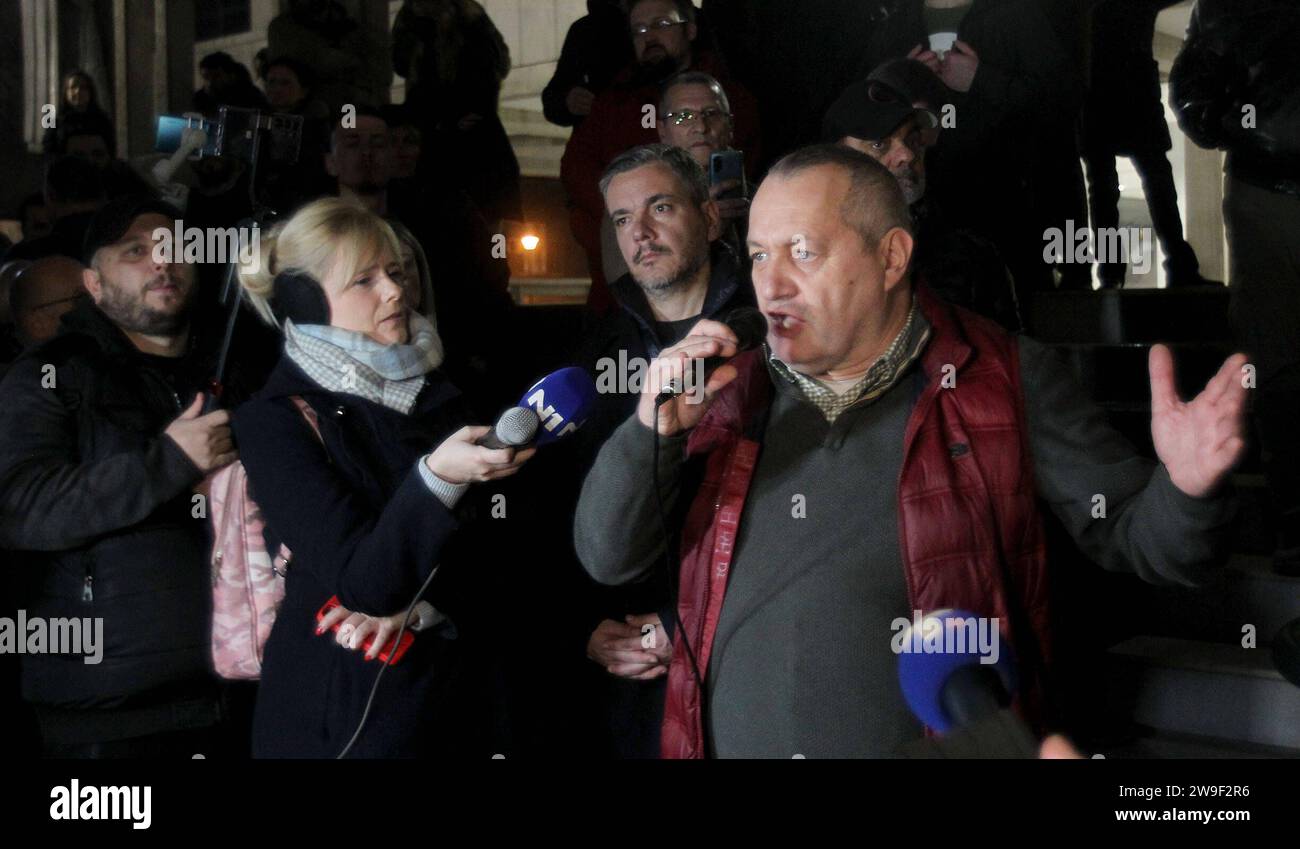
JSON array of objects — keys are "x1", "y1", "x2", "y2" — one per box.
[{"x1": 335, "y1": 562, "x2": 441, "y2": 759}]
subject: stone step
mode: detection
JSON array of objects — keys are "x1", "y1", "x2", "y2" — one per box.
[
  {"x1": 1099, "y1": 728, "x2": 1300, "y2": 759},
  {"x1": 1030, "y1": 288, "x2": 1231, "y2": 345},
  {"x1": 1133, "y1": 554, "x2": 1300, "y2": 644},
  {"x1": 1050, "y1": 342, "x2": 1238, "y2": 406},
  {"x1": 1105, "y1": 635, "x2": 1300, "y2": 749}
]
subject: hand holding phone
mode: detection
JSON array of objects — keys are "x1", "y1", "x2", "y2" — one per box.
[
  {"x1": 315, "y1": 595, "x2": 414, "y2": 664},
  {"x1": 709, "y1": 150, "x2": 747, "y2": 202}
]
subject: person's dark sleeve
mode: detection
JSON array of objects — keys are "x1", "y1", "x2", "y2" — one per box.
[
  {"x1": 574, "y1": 413, "x2": 689, "y2": 586},
  {"x1": 233, "y1": 397, "x2": 460, "y2": 616},
  {"x1": 0, "y1": 357, "x2": 203, "y2": 551},
  {"x1": 967, "y1": 1, "x2": 1076, "y2": 126},
  {"x1": 1019, "y1": 335, "x2": 1236, "y2": 587},
  {"x1": 1169, "y1": 2, "x2": 1242, "y2": 151},
  {"x1": 542, "y1": 18, "x2": 596, "y2": 127}
]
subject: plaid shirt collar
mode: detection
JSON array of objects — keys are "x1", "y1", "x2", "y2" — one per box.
[{"x1": 768, "y1": 299, "x2": 932, "y2": 423}]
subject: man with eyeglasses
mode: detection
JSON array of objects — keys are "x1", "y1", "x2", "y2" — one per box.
[
  {"x1": 561, "y1": 0, "x2": 760, "y2": 314},
  {"x1": 650, "y1": 71, "x2": 752, "y2": 273}
]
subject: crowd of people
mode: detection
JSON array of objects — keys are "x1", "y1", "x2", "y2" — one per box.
[{"x1": 0, "y1": 0, "x2": 1294, "y2": 759}]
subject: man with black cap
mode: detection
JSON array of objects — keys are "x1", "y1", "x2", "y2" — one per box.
[
  {"x1": 0, "y1": 196, "x2": 238, "y2": 757},
  {"x1": 824, "y1": 74, "x2": 1020, "y2": 330}
]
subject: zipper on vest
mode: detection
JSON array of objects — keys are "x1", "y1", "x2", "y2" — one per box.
[{"x1": 81, "y1": 573, "x2": 94, "y2": 603}]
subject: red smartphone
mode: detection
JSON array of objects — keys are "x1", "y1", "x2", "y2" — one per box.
[{"x1": 315, "y1": 595, "x2": 414, "y2": 665}]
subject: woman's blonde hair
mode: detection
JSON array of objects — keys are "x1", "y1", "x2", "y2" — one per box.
[{"x1": 239, "y1": 197, "x2": 403, "y2": 327}]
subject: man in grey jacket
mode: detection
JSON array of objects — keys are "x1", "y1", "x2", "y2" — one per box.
[{"x1": 574, "y1": 145, "x2": 1247, "y2": 758}]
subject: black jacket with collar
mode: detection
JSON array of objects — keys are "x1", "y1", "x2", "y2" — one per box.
[
  {"x1": 573, "y1": 243, "x2": 755, "y2": 454},
  {"x1": 0, "y1": 301, "x2": 221, "y2": 740}
]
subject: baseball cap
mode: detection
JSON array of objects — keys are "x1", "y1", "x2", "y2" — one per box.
[
  {"x1": 822, "y1": 79, "x2": 940, "y2": 144},
  {"x1": 82, "y1": 195, "x2": 182, "y2": 265}
]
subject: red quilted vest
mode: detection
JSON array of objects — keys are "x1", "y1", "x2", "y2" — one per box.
[{"x1": 660, "y1": 284, "x2": 1052, "y2": 758}]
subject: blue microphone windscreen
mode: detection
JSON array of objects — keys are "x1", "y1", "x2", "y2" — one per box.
[
  {"x1": 519, "y1": 367, "x2": 598, "y2": 445},
  {"x1": 895, "y1": 608, "x2": 1017, "y2": 733}
]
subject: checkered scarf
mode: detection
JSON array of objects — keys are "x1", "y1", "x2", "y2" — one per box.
[{"x1": 283, "y1": 312, "x2": 444, "y2": 414}]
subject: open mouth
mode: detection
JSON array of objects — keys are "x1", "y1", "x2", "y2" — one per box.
[{"x1": 766, "y1": 311, "x2": 802, "y2": 335}]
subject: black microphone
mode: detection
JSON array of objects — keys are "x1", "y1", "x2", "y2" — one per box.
[
  {"x1": 654, "y1": 307, "x2": 768, "y2": 405},
  {"x1": 475, "y1": 406, "x2": 540, "y2": 450}
]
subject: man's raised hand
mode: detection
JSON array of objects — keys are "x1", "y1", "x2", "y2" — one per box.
[
  {"x1": 637, "y1": 318, "x2": 741, "y2": 436},
  {"x1": 1149, "y1": 344, "x2": 1249, "y2": 498}
]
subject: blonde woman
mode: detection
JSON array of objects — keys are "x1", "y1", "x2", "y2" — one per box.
[{"x1": 233, "y1": 198, "x2": 533, "y2": 757}]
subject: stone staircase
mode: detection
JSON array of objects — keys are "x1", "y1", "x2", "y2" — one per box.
[
  {"x1": 1030, "y1": 287, "x2": 1300, "y2": 757},
  {"x1": 501, "y1": 104, "x2": 570, "y2": 178}
]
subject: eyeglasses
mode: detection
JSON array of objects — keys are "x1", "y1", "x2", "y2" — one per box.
[
  {"x1": 663, "y1": 107, "x2": 729, "y2": 126},
  {"x1": 632, "y1": 17, "x2": 687, "y2": 37}
]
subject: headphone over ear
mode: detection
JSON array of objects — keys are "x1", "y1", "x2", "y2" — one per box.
[{"x1": 271, "y1": 270, "x2": 331, "y2": 326}]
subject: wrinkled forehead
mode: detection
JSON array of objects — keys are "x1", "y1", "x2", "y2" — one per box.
[
  {"x1": 605, "y1": 162, "x2": 689, "y2": 209},
  {"x1": 750, "y1": 168, "x2": 849, "y2": 236}
]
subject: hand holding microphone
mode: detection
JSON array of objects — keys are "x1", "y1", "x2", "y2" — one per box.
[
  {"x1": 639, "y1": 308, "x2": 768, "y2": 436},
  {"x1": 425, "y1": 366, "x2": 600, "y2": 483},
  {"x1": 426, "y1": 421, "x2": 537, "y2": 484}
]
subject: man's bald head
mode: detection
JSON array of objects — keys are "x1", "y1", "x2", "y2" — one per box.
[
  {"x1": 765, "y1": 144, "x2": 913, "y2": 252},
  {"x1": 11, "y1": 255, "x2": 87, "y2": 346}
]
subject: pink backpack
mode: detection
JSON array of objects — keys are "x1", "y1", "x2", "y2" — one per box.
[{"x1": 209, "y1": 397, "x2": 320, "y2": 680}]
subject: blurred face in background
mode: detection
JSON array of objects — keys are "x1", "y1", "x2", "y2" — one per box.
[
  {"x1": 13, "y1": 256, "x2": 87, "y2": 346},
  {"x1": 324, "y1": 246, "x2": 409, "y2": 346},
  {"x1": 327, "y1": 116, "x2": 392, "y2": 194},
  {"x1": 389, "y1": 125, "x2": 422, "y2": 180},
  {"x1": 659, "y1": 82, "x2": 733, "y2": 170},
  {"x1": 265, "y1": 64, "x2": 307, "y2": 110},
  {"x1": 200, "y1": 65, "x2": 232, "y2": 94},
  {"x1": 397, "y1": 239, "x2": 424, "y2": 311},
  {"x1": 630, "y1": 0, "x2": 695, "y2": 74},
  {"x1": 840, "y1": 117, "x2": 927, "y2": 205},
  {"x1": 64, "y1": 75, "x2": 92, "y2": 111},
  {"x1": 66, "y1": 133, "x2": 111, "y2": 169},
  {"x1": 84, "y1": 213, "x2": 197, "y2": 338}
]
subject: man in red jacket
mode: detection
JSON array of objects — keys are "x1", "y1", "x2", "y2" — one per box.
[
  {"x1": 561, "y1": 0, "x2": 760, "y2": 313},
  {"x1": 574, "y1": 145, "x2": 1248, "y2": 758}
]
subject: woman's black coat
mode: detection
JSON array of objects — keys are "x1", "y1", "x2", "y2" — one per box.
[{"x1": 232, "y1": 354, "x2": 489, "y2": 758}]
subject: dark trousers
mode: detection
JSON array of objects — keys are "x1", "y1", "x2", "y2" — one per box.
[
  {"x1": 1224, "y1": 176, "x2": 1300, "y2": 548},
  {"x1": 1084, "y1": 144, "x2": 1199, "y2": 286}
]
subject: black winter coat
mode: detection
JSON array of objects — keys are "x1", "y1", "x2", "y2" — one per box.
[
  {"x1": 541, "y1": 0, "x2": 634, "y2": 128},
  {"x1": 1170, "y1": 0, "x2": 1300, "y2": 193},
  {"x1": 232, "y1": 355, "x2": 491, "y2": 758},
  {"x1": 0, "y1": 302, "x2": 221, "y2": 743}
]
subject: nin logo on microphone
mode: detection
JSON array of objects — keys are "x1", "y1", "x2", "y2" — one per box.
[{"x1": 520, "y1": 367, "x2": 598, "y2": 446}]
